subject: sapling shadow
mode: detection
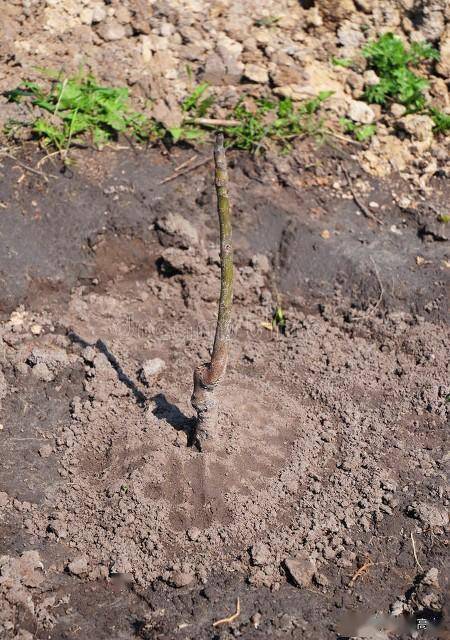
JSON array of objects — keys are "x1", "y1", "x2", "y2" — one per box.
[{"x1": 191, "y1": 133, "x2": 233, "y2": 451}]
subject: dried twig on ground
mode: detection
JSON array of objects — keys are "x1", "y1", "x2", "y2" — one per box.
[
  {"x1": 410, "y1": 531, "x2": 424, "y2": 572},
  {"x1": 191, "y1": 133, "x2": 233, "y2": 451},
  {"x1": 159, "y1": 156, "x2": 212, "y2": 185},
  {"x1": 349, "y1": 559, "x2": 374, "y2": 586},
  {"x1": 341, "y1": 164, "x2": 383, "y2": 225},
  {"x1": 1, "y1": 152, "x2": 55, "y2": 181},
  {"x1": 187, "y1": 117, "x2": 241, "y2": 127},
  {"x1": 212, "y1": 598, "x2": 241, "y2": 627}
]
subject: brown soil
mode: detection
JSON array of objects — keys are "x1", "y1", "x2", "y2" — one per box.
[{"x1": 0, "y1": 141, "x2": 448, "y2": 639}]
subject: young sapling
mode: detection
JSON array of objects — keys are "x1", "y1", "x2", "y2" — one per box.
[{"x1": 191, "y1": 133, "x2": 233, "y2": 451}]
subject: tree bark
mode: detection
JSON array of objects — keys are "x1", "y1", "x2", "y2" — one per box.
[{"x1": 191, "y1": 133, "x2": 233, "y2": 451}]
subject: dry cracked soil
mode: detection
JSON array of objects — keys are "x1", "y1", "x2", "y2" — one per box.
[{"x1": 0, "y1": 139, "x2": 448, "y2": 640}]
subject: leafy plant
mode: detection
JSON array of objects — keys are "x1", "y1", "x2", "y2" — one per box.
[
  {"x1": 340, "y1": 118, "x2": 376, "y2": 142},
  {"x1": 331, "y1": 57, "x2": 353, "y2": 68},
  {"x1": 428, "y1": 108, "x2": 450, "y2": 134},
  {"x1": 362, "y1": 32, "x2": 439, "y2": 112},
  {"x1": 181, "y1": 82, "x2": 214, "y2": 117},
  {"x1": 223, "y1": 91, "x2": 333, "y2": 152},
  {"x1": 272, "y1": 306, "x2": 286, "y2": 332},
  {"x1": 4, "y1": 73, "x2": 156, "y2": 150},
  {"x1": 4, "y1": 72, "x2": 335, "y2": 154}
]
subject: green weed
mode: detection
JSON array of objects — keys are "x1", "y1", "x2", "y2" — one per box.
[
  {"x1": 428, "y1": 107, "x2": 450, "y2": 134},
  {"x1": 362, "y1": 32, "x2": 439, "y2": 112},
  {"x1": 272, "y1": 306, "x2": 286, "y2": 332},
  {"x1": 223, "y1": 91, "x2": 333, "y2": 153},
  {"x1": 340, "y1": 118, "x2": 376, "y2": 142},
  {"x1": 4, "y1": 73, "x2": 157, "y2": 150},
  {"x1": 331, "y1": 57, "x2": 353, "y2": 68},
  {"x1": 181, "y1": 82, "x2": 214, "y2": 117},
  {"x1": 3, "y1": 72, "x2": 333, "y2": 154}
]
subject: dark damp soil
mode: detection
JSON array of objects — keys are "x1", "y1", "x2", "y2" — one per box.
[
  {"x1": 0, "y1": 141, "x2": 448, "y2": 320},
  {"x1": 0, "y1": 140, "x2": 448, "y2": 640}
]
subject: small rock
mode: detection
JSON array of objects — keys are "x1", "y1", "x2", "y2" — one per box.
[
  {"x1": 244, "y1": 63, "x2": 269, "y2": 84},
  {"x1": 31, "y1": 362, "x2": 54, "y2": 382},
  {"x1": 91, "y1": 4, "x2": 106, "y2": 23},
  {"x1": 82, "y1": 346, "x2": 96, "y2": 364},
  {"x1": 390, "y1": 103, "x2": 407, "y2": 118},
  {"x1": 110, "y1": 558, "x2": 133, "y2": 576},
  {"x1": 139, "y1": 358, "x2": 166, "y2": 386},
  {"x1": 399, "y1": 114, "x2": 434, "y2": 142},
  {"x1": 28, "y1": 346, "x2": 68, "y2": 368},
  {"x1": 283, "y1": 554, "x2": 315, "y2": 588},
  {"x1": 30, "y1": 324, "x2": 42, "y2": 335},
  {"x1": 437, "y1": 26, "x2": 450, "y2": 78},
  {"x1": 354, "y1": 0, "x2": 372, "y2": 13},
  {"x1": 407, "y1": 502, "x2": 448, "y2": 528},
  {"x1": 0, "y1": 491, "x2": 9, "y2": 507},
  {"x1": 79, "y1": 7, "x2": 94, "y2": 25},
  {"x1": 363, "y1": 70, "x2": 380, "y2": 86},
  {"x1": 152, "y1": 97, "x2": 183, "y2": 129},
  {"x1": 67, "y1": 556, "x2": 89, "y2": 576},
  {"x1": 47, "y1": 520, "x2": 68, "y2": 539},
  {"x1": 250, "y1": 542, "x2": 271, "y2": 567},
  {"x1": 390, "y1": 599, "x2": 406, "y2": 616},
  {"x1": 14, "y1": 630, "x2": 34, "y2": 640},
  {"x1": 186, "y1": 527, "x2": 201, "y2": 541},
  {"x1": 0, "y1": 370, "x2": 7, "y2": 399},
  {"x1": 38, "y1": 444, "x2": 53, "y2": 458},
  {"x1": 169, "y1": 570, "x2": 194, "y2": 588},
  {"x1": 0, "y1": 551, "x2": 44, "y2": 588},
  {"x1": 313, "y1": 572, "x2": 329, "y2": 587},
  {"x1": 337, "y1": 23, "x2": 364, "y2": 48},
  {"x1": 305, "y1": 7, "x2": 323, "y2": 27},
  {"x1": 348, "y1": 100, "x2": 376, "y2": 124},
  {"x1": 115, "y1": 5, "x2": 132, "y2": 24},
  {"x1": 251, "y1": 612, "x2": 262, "y2": 629},
  {"x1": 157, "y1": 247, "x2": 199, "y2": 276},
  {"x1": 422, "y1": 567, "x2": 439, "y2": 588},
  {"x1": 155, "y1": 213, "x2": 199, "y2": 249},
  {"x1": 250, "y1": 254, "x2": 270, "y2": 274},
  {"x1": 97, "y1": 18, "x2": 126, "y2": 41},
  {"x1": 160, "y1": 22, "x2": 173, "y2": 37}
]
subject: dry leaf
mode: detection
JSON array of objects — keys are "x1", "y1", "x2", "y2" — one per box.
[{"x1": 320, "y1": 229, "x2": 331, "y2": 239}]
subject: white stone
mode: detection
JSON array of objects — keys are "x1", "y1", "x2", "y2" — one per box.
[
  {"x1": 244, "y1": 63, "x2": 269, "y2": 84},
  {"x1": 399, "y1": 114, "x2": 434, "y2": 141},
  {"x1": 140, "y1": 358, "x2": 166, "y2": 386},
  {"x1": 348, "y1": 100, "x2": 376, "y2": 124}
]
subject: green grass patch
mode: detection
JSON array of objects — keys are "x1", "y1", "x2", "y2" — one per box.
[
  {"x1": 4, "y1": 73, "x2": 159, "y2": 151},
  {"x1": 332, "y1": 33, "x2": 449, "y2": 138},
  {"x1": 362, "y1": 33, "x2": 439, "y2": 112},
  {"x1": 222, "y1": 91, "x2": 333, "y2": 153},
  {"x1": 331, "y1": 57, "x2": 353, "y2": 68},
  {"x1": 2, "y1": 71, "x2": 333, "y2": 155},
  {"x1": 428, "y1": 107, "x2": 450, "y2": 134},
  {"x1": 340, "y1": 118, "x2": 376, "y2": 142}
]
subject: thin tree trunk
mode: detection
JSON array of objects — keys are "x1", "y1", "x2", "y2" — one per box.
[{"x1": 191, "y1": 133, "x2": 233, "y2": 451}]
